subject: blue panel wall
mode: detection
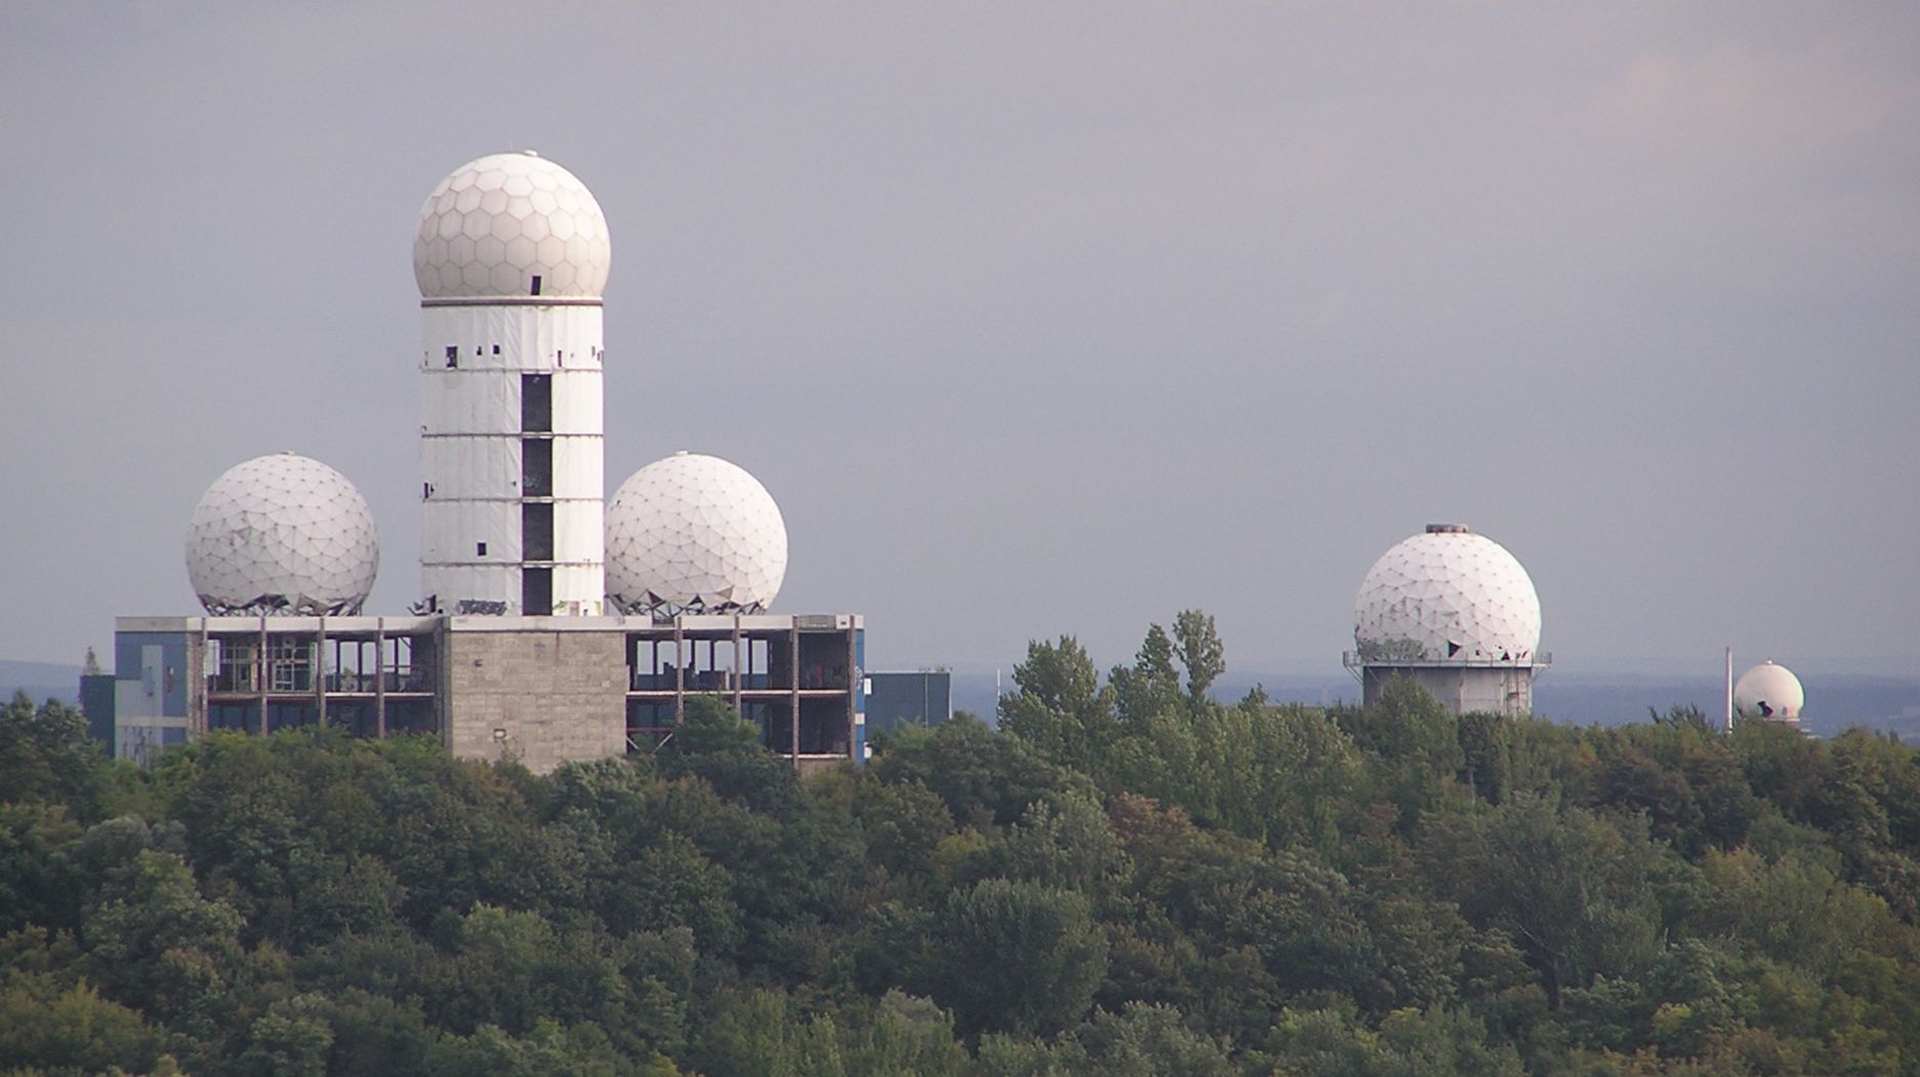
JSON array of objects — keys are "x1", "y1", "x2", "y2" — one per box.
[
  {"x1": 114, "y1": 631, "x2": 192, "y2": 717},
  {"x1": 865, "y1": 671, "x2": 952, "y2": 734},
  {"x1": 853, "y1": 630, "x2": 866, "y2": 765},
  {"x1": 79, "y1": 674, "x2": 116, "y2": 748}
]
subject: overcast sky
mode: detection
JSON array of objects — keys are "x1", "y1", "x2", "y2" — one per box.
[{"x1": 1, "y1": 2, "x2": 1916, "y2": 675}]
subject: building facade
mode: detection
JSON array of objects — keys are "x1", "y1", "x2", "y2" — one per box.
[{"x1": 102, "y1": 613, "x2": 865, "y2": 774}]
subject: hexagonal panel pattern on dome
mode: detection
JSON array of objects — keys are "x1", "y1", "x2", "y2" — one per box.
[
  {"x1": 605, "y1": 452, "x2": 788, "y2": 618},
  {"x1": 184, "y1": 453, "x2": 380, "y2": 616},
  {"x1": 1353, "y1": 528, "x2": 1541, "y2": 663},
  {"x1": 1734, "y1": 662, "x2": 1804, "y2": 722},
  {"x1": 413, "y1": 151, "x2": 611, "y2": 299}
]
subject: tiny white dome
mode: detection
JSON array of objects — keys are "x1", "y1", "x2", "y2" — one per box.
[
  {"x1": 1354, "y1": 524, "x2": 1542, "y2": 663},
  {"x1": 185, "y1": 453, "x2": 379, "y2": 616},
  {"x1": 605, "y1": 453, "x2": 788, "y2": 618},
  {"x1": 1734, "y1": 661, "x2": 1804, "y2": 723},
  {"x1": 413, "y1": 151, "x2": 611, "y2": 299}
]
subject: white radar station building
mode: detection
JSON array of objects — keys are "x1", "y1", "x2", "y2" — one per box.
[
  {"x1": 414, "y1": 151, "x2": 611, "y2": 616},
  {"x1": 1345, "y1": 523, "x2": 1548, "y2": 716},
  {"x1": 185, "y1": 453, "x2": 379, "y2": 616},
  {"x1": 606, "y1": 452, "x2": 789, "y2": 619},
  {"x1": 93, "y1": 148, "x2": 870, "y2": 777},
  {"x1": 1734, "y1": 661, "x2": 1804, "y2": 726}
]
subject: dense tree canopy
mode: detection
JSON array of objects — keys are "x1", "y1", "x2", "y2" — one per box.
[{"x1": 3, "y1": 616, "x2": 1920, "y2": 1075}]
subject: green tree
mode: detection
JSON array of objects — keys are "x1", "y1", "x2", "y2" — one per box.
[
  {"x1": 1171, "y1": 610, "x2": 1225, "y2": 704},
  {"x1": 82, "y1": 849, "x2": 246, "y2": 1025},
  {"x1": 871, "y1": 714, "x2": 1089, "y2": 828},
  {"x1": 932, "y1": 878, "x2": 1109, "y2": 1036},
  {"x1": 0, "y1": 972, "x2": 170, "y2": 1075},
  {"x1": 657, "y1": 695, "x2": 799, "y2": 816},
  {"x1": 0, "y1": 692, "x2": 105, "y2": 817},
  {"x1": 999, "y1": 636, "x2": 1118, "y2": 774},
  {"x1": 1419, "y1": 795, "x2": 1666, "y2": 1007},
  {"x1": 1111, "y1": 624, "x2": 1183, "y2": 728}
]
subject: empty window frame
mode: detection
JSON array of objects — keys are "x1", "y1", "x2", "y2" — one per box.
[
  {"x1": 521, "y1": 374, "x2": 551, "y2": 432},
  {"x1": 530, "y1": 274, "x2": 542, "y2": 296},
  {"x1": 521, "y1": 438, "x2": 552, "y2": 497},
  {"x1": 522, "y1": 567, "x2": 553, "y2": 615},
  {"x1": 521, "y1": 502, "x2": 554, "y2": 561},
  {"x1": 444, "y1": 345, "x2": 458, "y2": 368}
]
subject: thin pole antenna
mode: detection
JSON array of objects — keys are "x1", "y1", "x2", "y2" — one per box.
[{"x1": 1724, "y1": 646, "x2": 1734, "y2": 734}]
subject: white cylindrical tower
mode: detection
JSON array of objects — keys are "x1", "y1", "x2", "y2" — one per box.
[{"x1": 413, "y1": 151, "x2": 611, "y2": 616}]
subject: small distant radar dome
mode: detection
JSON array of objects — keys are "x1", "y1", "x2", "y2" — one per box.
[
  {"x1": 185, "y1": 453, "x2": 380, "y2": 616},
  {"x1": 413, "y1": 151, "x2": 611, "y2": 299},
  {"x1": 1734, "y1": 661, "x2": 1804, "y2": 723},
  {"x1": 1353, "y1": 524, "x2": 1542, "y2": 663},
  {"x1": 605, "y1": 452, "x2": 788, "y2": 618}
]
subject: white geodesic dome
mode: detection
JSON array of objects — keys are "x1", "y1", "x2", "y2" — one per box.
[
  {"x1": 413, "y1": 151, "x2": 610, "y2": 299},
  {"x1": 1353, "y1": 524, "x2": 1542, "y2": 664},
  {"x1": 185, "y1": 453, "x2": 380, "y2": 616},
  {"x1": 1735, "y1": 661, "x2": 1804, "y2": 722},
  {"x1": 605, "y1": 452, "x2": 788, "y2": 618}
]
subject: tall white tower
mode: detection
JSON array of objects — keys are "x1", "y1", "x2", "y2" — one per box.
[{"x1": 412, "y1": 151, "x2": 611, "y2": 616}]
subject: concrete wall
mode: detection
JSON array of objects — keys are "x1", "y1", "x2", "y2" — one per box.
[
  {"x1": 1362, "y1": 665, "x2": 1535, "y2": 717},
  {"x1": 443, "y1": 626, "x2": 627, "y2": 773}
]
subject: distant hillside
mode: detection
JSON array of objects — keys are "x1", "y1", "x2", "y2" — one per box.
[{"x1": 0, "y1": 660, "x2": 81, "y2": 705}]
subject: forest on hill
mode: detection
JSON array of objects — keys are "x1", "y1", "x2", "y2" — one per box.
[{"x1": 4, "y1": 613, "x2": 1920, "y2": 1075}]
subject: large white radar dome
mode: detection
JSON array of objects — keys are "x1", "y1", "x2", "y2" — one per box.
[
  {"x1": 185, "y1": 453, "x2": 380, "y2": 616},
  {"x1": 605, "y1": 452, "x2": 788, "y2": 618},
  {"x1": 1353, "y1": 524, "x2": 1542, "y2": 663},
  {"x1": 1734, "y1": 661, "x2": 1804, "y2": 723},
  {"x1": 413, "y1": 151, "x2": 611, "y2": 299}
]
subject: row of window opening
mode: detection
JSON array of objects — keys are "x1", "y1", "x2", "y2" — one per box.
[{"x1": 440, "y1": 346, "x2": 604, "y2": 369}]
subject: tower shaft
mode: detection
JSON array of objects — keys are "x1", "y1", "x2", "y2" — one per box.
[{"x1": 419, "y1": 298, "x2": 605, "y2": 615}]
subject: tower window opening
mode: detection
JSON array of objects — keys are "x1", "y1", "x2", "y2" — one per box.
[
  {"x1": 492, "y1": 344, "x2": 501, "y2": 355},
  {"x1": 530, "y1": 275, "x2": 542, "y2": 296},
  {"x1": 521, "y1": 374, "x2": 551, "y2": 432},
  {"x1": 522, "y1": 502, "x2": 554, "y2": 561},
  {"x1": 522, "y1": 567, "x2": 552, "y2": 615},
  {"x1": 476, "y1": 542, "x2": 487, "y2": 556},
  {"x1": 522, "y1": 437, "x2": 553, "y2": 497},
  {"x1": 444, "y1": 346, "x2": 457, "y2": 368}
]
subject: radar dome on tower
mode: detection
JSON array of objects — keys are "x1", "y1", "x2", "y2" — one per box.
[
  {"x1": 184, "y1": 452, "x2": 379, "y2": 616},
  {"x1": 1353, "y1": 523, "x2": 1542, "y2": 664},
  {"x1": 413, "y1": 151, "x2": 611, "y2": 299},
  {"x1": 605, "y1": 452, "x2": 789, "y2": 619},
  {"x1": 1734, "y1": 661, "x2": 1804, "y2": 723}
]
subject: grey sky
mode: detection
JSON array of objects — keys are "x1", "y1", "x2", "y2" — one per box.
[{"x1": 1, "y1": 2, "x2": 1915, "y2": 675}]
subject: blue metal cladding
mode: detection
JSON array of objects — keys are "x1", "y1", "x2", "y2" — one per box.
[
  {"x1": 865, "y1": 671, "x2": 953, "y2": 734},
  {"x1": 79, "y1": 674, "x2": 116, "y2": 748},
  {"x1": 114, "y1": 631, "x2": 192, "y2": 717},
  {"x1": 853, "y1": 630, "x2": 867, "y2": 765}
]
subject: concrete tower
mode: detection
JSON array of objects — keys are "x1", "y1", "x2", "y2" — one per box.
[
  {"x1": 412, "y1": 151, "x2": 611, "y2": 616},
  {"x1": 1346, "y1": 523, "x2": 1548, "y2": 716}
]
